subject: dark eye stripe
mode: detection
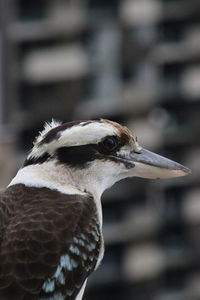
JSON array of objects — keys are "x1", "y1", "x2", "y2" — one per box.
[
  {"x1": 56, "y1": 145, "x2": 99, "y2": 169},
  {"x1": 25, "y1": 128, "x2": 131, "y2": 168}
]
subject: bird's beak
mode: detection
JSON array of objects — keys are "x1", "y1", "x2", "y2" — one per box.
[{"x1": 124, "y1": 148, "x2": 191, "y2": 179}]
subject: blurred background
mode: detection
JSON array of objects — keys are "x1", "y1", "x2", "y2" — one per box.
[{"x1": 0, "y1": 0, "x2": 200, "y2": 299}]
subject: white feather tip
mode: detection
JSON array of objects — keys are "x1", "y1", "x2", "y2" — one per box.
[{"x1": 34, "y1": 119, "x2": 62, "y2": 145}]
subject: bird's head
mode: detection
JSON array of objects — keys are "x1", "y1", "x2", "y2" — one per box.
[{"x1": 20, "y1": 119, "x2": 191, "y2": 198}]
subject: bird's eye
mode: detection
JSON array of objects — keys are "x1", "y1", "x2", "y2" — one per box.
[{"x1": 101, "y1": 136, "x2": 119, "y2": 152}]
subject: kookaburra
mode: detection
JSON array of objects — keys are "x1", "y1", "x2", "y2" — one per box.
[{"x1": 0, "y1": 119, "x2": 190, "y2": 300}]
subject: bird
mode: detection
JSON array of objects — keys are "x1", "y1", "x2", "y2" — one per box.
[{"x1": 0, "y1": 119, "x2": 190, "y2": 300}]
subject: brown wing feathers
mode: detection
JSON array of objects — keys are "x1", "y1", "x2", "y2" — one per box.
[{"x1": 0, "y1": 184, "x2": 101, "y2": 300}]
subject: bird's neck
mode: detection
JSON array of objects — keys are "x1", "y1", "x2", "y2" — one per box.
[
  {"x1": 8, "y1": 161, "x2": 84, "y2": 195},
  {"x1": 8, "y1": 161, "x2": 108, "y2": 226}
]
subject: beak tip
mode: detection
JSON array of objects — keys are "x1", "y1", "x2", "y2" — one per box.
[
  {"x1": 180, "y1": 166, "x2": 192, "y2": 176},
  {"x1": 170, "y1": 165, "x2": 191, "y2": 178}
]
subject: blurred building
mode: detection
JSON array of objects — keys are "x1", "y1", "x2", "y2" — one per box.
[{"x1": 0, "y1": 0, "x2": 200, "y2": 300}]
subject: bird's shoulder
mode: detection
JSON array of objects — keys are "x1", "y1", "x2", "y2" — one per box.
[{"x1": 0, "y1": 184, "x2": 102, "y2": 300}]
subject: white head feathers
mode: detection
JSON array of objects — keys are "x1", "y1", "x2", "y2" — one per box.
[
  {"x1": 34, "y1": 119, "x2": 62, "y2": 145},
  {"x1": 28, "y1": 119, "x2": 123, "y2": 159}
]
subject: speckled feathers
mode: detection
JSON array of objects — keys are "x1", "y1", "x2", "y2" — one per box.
[{"x1": 0, "y1": 184, "x2": 102, "y2": 300}]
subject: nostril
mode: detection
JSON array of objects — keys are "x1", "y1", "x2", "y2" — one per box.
[
  {"x1": 132, "y1": 148, "x2": 142, "y2": 154},
  {"x1": 135, "y1": 150, "x2": 141, "y2": 154}
]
